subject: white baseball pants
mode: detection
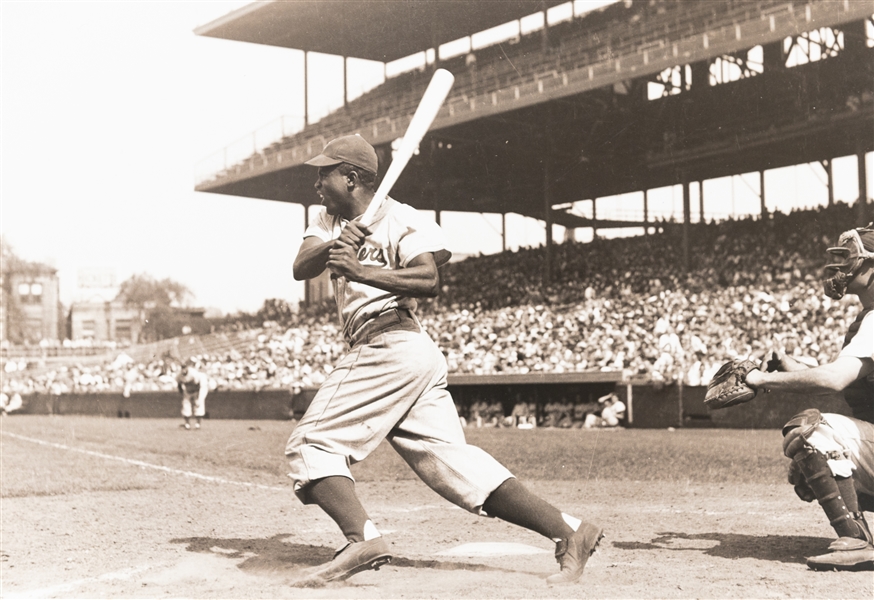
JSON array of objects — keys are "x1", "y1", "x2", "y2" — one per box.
[{"x1": 285, "y1": 328, "x2": 513, "y2": 513}]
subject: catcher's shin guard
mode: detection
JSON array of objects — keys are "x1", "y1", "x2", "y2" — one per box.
[
  {"x1": 782, "y1": 409, "x2": 870, "y2": 542},
  {"x1": 785, "y1": 443, "x2": 868, "y2": 541},
  {"x1": 792, "y1": 448, "x2": 863, "y2": 539}
]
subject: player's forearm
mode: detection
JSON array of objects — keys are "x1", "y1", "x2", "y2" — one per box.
[
  {"x1": 293, "y1": 241, "x2": 333, "y2": 281},
  {"x1": 354, "y1": 264, "x2": 440, "y2": 298},
  {"x1": 746, "y1": 361, "x2": 860, "y2": 394}
]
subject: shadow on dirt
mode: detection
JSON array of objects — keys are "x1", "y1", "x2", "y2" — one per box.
[
  {"x1": 611, "y1": 532, "x2": 829, "y2": 564},
  {"x1": 170, "y1": 534, "x2": 543, "y2": 577}
]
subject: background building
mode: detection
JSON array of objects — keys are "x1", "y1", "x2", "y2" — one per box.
[
  {"x1": 65, "y1": 267, "x2": 141, "y2": 344},
  {"x1": 2, "y1": 261, "x2": 62, "y2": 344},
  {"x1": 67, "y1": 301, "x2": 144, "y2": 345}
]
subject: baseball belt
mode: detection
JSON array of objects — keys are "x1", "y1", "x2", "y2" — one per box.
[{"x1": 350, "y1": 308, "x2": 420, "y2": 348}]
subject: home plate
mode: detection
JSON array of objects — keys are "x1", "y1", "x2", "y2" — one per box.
[{"x1": 436, "y1": 542, "x2": 550, "y2": 557}]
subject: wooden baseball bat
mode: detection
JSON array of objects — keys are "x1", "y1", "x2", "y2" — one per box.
[
  {"x1": 334, "y1": 68, "x2": 455, "y2": 318},
  {"x1": 358, "y1": 68, "x2": 455, "y2": 227}
]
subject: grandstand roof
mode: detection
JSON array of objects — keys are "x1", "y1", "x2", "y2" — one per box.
[
  {"x1": 194, "y1": 0, "x2": 569, "y2": 62},
  {"x1": 195, "y1": 1, "x2": 874, "y2": 231}
]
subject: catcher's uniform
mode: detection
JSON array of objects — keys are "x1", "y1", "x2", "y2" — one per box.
[
  {"x1": 177, "y1": 368, "x2": 208, "y2": 418},
  {"x1": 285, "y1": 199, "x2": 514, "y2": 513},
  {"x1": 815, "y1": 308, "x2": 874, "y2": 496}
]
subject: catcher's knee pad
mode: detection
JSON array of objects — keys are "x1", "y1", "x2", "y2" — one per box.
[
  {"x1": 782, "y1": 408, "x2": 823, "y2": 459},
  {"x1": 782, "y1": 409, "x2": 855, "y2": 478}
]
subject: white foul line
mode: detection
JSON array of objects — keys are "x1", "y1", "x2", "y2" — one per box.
[
  {"x1": 0, "y1": 431, "x2": 287, "y2": 492},
  {"x1": 3, "y1": 564, "x2": 155, "y2": 599}
]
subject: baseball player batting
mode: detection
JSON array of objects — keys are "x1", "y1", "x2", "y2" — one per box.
[
  {"x1": 706, "y1": 224, "x2": 874, "y2": 571},
  {"x1": 286, "y1": 134, "x2": 603, "y2": 586}
]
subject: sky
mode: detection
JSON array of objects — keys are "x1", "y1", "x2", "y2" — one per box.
[
  {"x1": 2, "y1": 1, "x2": 312, "y2": 315},
  {"x1": 2, "y1": 1, "x2": 871, "y2": 316}
]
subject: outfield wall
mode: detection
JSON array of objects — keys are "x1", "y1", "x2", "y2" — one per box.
[
  {"x1": 14, "y1": 390, "x2": 297, "y2": 421},
  {"x1": 10, "y1": 381, "x2": 852, "y2": 429}
]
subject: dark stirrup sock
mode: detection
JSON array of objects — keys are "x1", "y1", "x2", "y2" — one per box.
[
  {"x1": 308, "y1": 476, "x2": 370, "y2": 542},
  {"x1": 481, "y1": 478, "x2": 576, "y2": 540}
]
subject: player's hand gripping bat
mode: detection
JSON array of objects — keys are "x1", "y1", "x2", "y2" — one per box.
[{"x1": 332, "y1": 68, "x2": 455, "y2": 319}]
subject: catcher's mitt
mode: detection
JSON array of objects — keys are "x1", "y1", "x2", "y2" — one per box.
[{"x1": 704, "y1": 359, "x2": 759, "y2": 409}]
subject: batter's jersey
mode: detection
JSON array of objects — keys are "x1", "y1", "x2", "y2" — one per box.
[
  {"x1": 304, "y1": 198, "x2": 451, "y2": 341},
  {"x1": 838, "y1": 308, "x2": 874, "y2": 423}
]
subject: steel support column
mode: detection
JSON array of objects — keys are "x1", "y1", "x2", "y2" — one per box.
[
  {"x1": 304, "y1": 51, "x2": 309, "y2": 126},
  {"x1": 859, "y1": 145, "x2": 869, "y2": 224},
  {"x1": 682, "y1": 177, "x2": 691, "y2": 270},
  {"x1": 544, "y1": 157, "x2": 553, "y2": 286},
  {"x1": 502, "y1": 212, "x2": 507, "y2": 252},
  {"x1": 644, "y1": 189, "x2": 649, "y2": 234},
  {"x1": 760, "y1": 170, "x2": 767, "y2": 220},
  {"x1": 825, "y1": 159, "x2": 834, "y2": 206},
  {"x1": 592, "y1": 198, "x2": 598, "y2": 239}
]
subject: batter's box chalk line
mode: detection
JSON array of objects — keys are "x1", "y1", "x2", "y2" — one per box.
[{"x1": 436, "y1": 542, "x2": 551, "y2": 557}]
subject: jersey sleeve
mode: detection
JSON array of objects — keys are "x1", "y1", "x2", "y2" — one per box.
[
  {"x1": 303, "y1": 208, "x2": 335, "y2": 242},
  {"x1": 396, "y1": 207, "x2": 452, "y2": 268},
  {"x1": 840, "y1": 311, "x2": 874, "y2": 361}
]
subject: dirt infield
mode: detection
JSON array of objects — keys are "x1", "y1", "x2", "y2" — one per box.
[{"x1": 1, "y1": 416, "x2": 872, "y2": 599}]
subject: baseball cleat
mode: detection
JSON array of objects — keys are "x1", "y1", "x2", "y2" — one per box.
[
  {"x1": 807, "y1": 537, "x2": 874, "y2": 571},
  {"x1": 303, "y1": 537, "x2": 392, "y2": 584},
  {"x1": 546, "y1": 522, "x2": 604, "y2": 585}
]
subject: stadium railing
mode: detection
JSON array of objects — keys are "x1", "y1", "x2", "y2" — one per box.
[{"x1": 121, "y1": 327, "x2": 265, "y2": 365}]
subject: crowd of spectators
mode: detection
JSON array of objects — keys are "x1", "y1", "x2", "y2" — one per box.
[
  {"x1": 427, "y1": 202, "x2": 862, "y2": 383},
  {"x1": 1, "y1": 202, "x2": 865, "y2": 401},
  {"x1": 1, "y1": 313, "x2": 347, "y2": 398}
]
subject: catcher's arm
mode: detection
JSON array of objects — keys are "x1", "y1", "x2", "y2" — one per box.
[{"x1": 745, "y1": 355, "x2": 873, "y2": 395}]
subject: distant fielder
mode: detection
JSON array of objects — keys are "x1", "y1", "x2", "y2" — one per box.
[
  {"x1": 286, "y1": 134, "x2": 603, "y2": 586},
  {"x1": 176, "y1": 360, "x2": 208, "y2": 430},
  {"x1": 706, "y1": 224, "x2": 874, "y2": 571}
]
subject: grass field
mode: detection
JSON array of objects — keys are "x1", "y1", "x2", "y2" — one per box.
[{"x1": 1, "y1": 415, "x2": 872, "y2": 599}]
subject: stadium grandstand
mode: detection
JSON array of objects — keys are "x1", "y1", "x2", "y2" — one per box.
[{"x1": 194, "y1": 0, "x2": 873, "y2": 286}]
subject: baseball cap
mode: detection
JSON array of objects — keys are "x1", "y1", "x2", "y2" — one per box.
[{"x1": 305, "y1": 134, "x2": 378, "y2": 174}]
